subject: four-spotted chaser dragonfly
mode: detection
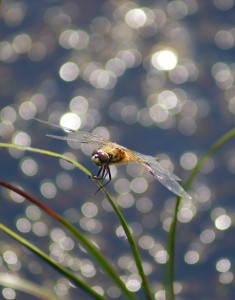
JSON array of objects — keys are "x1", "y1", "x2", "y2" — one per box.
[{"x1": 36, "y1": 119, "x2": 191, "y2": 199}]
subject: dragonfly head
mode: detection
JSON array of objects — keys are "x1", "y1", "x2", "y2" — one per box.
[{"x1": 91, "y1": 149, "x2": 111, "y2": 166}]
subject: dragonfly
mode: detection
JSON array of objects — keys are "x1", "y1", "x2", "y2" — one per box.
[{"x1": 35, "y1": 118, "x2": 191, "y2": 199}]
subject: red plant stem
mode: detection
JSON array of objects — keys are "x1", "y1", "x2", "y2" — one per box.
[{"x1": 0, "y1": 180, "x2": 60, "y2": 220}]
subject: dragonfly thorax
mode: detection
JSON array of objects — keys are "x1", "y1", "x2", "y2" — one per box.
[{"x1": 91, "y1": 149, "x2": 111, "y2": 166}]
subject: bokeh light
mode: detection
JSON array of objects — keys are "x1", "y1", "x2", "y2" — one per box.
[
  {"x1": 59, "y1": 62, "x2": 80, "y2": 82},
  {"x1": 1, "y1": 0, "x2": 235, "y2": 299},
  {"x1": 151, "y1": 49, "x2": 178, "y2": 71}
]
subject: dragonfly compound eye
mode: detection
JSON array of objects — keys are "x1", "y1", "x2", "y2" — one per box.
[{"x1": 91, "y1": 150, "x2": 110, "y2": 166}]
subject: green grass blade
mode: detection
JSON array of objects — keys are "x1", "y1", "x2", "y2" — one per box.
[
  {"x1": 0, "y1": 224, "x2": 104, "y2": 300},
  {"x1": 102, "y1": 189, "x2": 152, "y2": 300},
  {"x1": 58, "y1": 217, "x2": 135, "y2": 300},
  {"x1": 0, "y1": 142, "x2": 149, "y2": 299},
  {"x1": 0, "y1": 143, "x2": 90, "y2": 175},
  {"x1": 165, "y1": 127, "x2": 235, "y2": 300},
  {"x1": 0, "y1": 181, "x2": 135, "y2": 300}
]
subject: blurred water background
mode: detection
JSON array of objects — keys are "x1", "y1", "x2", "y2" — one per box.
[{"x1": 0, "y1": 0, "x2": 235, "y2": 299}]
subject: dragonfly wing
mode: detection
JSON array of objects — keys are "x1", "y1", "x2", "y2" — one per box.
[
  {"x1": 132, "y1": 152, "x2": 191, "y2": 200},
  {"x1": 46, "y1": 134, "x2": 110, "y2": 147},
  {"x1": 35, "y1": 118, "x2": 77, "y2": 133},
  {"x1": 35, "y1": 118, "x2": 112, "y2": 147}
]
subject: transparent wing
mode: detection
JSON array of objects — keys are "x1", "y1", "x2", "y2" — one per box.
[
  {"x1": 35, "y1": 118, "x2": 113, "y2": 147},
  {"x1": 46, "y1": 133, "x2": 111, "y2": 147},
  {"x1": 131, "y1": 151, "x2": 191, "y2": 199}
]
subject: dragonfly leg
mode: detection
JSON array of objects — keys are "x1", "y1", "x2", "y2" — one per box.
[
  {"x1": 89, "y1": 165, "x2": 104, "y2": 180},
  {"x1": 90, "y1": 166, "x2": 112, "y2": 196},
  {"x1": 89, "y1": 154, "x2": 113, "y2": 195}
]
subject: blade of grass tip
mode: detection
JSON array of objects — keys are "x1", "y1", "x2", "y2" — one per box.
[
  {"x1": 101, "y1": 187, "x2": 153, "y2": 300},
  {"x1": 185, "y1": 127, "x2": 235, "y2": 189},
  {"x1": 0, "y1": 181, "x2": 135, "y2": 300},
  {"x1": 0, "y1": 224, "x2": 104, "y2": 300},
  {"x1": 165, "y1": 127, "x2": 235, "y2": 300}
]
